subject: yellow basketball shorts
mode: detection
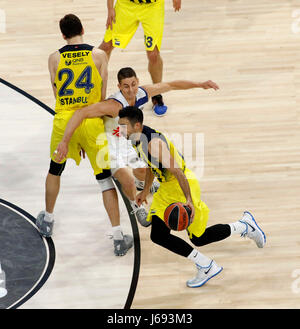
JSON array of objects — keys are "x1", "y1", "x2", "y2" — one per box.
[
  {"x1": 104, "y1": 0, "x2": 165, "y2": 51},
  {"x1": 147, "y1": 168, "x2": 210, "y2": 239},
  {"x1": 50, "y1": 111, "x2": 110, "y2": 176}
]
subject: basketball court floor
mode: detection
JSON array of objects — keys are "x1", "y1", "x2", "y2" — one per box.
[{"x1": 0, "y1": 0, "x2": 300, "y2": 309}]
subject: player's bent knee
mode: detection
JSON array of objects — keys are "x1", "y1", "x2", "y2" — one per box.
[
  {"x1": 49, "y1": 160, "x2": 66, "y2": 176},
  {"x1": 122, "y1": 176, "x2": 136, "y2": 192},
  {"x1": 96, "y1": 169, "x2": 115, "y2": 192},
  {"x1": 113, "y1": 168, "x2": 135, "y2": 189}
]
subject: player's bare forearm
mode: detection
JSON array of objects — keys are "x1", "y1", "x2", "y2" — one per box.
[
  {"x1": 61, "y1": 110, "x2": 85, "y2": 144},
  {"x1": 61, "y1": 100, "x2": 120, "y2": 144},
  {"x1": 143, "y1": 168, "x2": 155, "y2": 194},
  {"x1": 107, "y1": 0, "x2": 114, "y2": 9},
  {"x1": 143, "y1": 80, "x2": 219, "y2": 98},
  {"x1": 61, "y1": 104, "x2": 106, "y2": 144},
  {"x1": 169, "y1": 167, "x2": 195, "y2": 219},
  {"x1": 136, "y1": 168, "x2": 154, "y2": 206},
  {"x1": 169, "y1": 167, "x2": 192, "y2": 202},
  {"x1": 168, "y1": 80, "x2": 219, "y2": 91}
]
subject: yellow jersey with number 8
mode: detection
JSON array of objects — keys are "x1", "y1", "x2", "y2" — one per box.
[{"x1": 54, "y1": 44, "x2": 102, "y2": 113}]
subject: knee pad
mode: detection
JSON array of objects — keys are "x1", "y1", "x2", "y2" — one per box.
[
  {"x1": 96, "y1": 169, "x2": 115, "y2": 192},
  {"x1": 49, "y1": 160, "x2": 66, "y2": 176}
]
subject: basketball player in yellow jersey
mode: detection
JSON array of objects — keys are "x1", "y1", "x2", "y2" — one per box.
[
  {"x1": 99, "y1": 0, "x2": 181, "y2": 116},
  {"x1": 118, "y1": 106, "x2": 266, "y2": 288},
  {"x1": 37, "y1": 15, "x2": 133, "y2": 256}
]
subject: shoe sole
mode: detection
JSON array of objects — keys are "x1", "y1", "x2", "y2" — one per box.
[
  {"x1": 187, "y1": 266, "x2": 223, "y2": 288},
  {"x1": 243, "y1": 211, "x2": 266, "y2": 247},
  {"x1": 139, "y1": 221, "x2": 152, "y2": 227},
  {"x1": 152, "y1": 111, "x2": 167, "y2": 117},
  {"x1": 39, "y1": 233, "x2": 52, "y2": 238},
  {"x1": 115, "y1": 246, "x2": 133, "y2": 256},
  {"x1": 37, "y1": 227, "x2": 53, "y2": 238}
]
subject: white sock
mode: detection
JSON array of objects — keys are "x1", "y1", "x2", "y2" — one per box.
[
  {"x1": 229, "y1": 221, "x2": 247, "y2": 235},
  {"x1": 187, "y1": 249, "x2": 211, "y2": 267},
  {"x1": 112, "y1": 225, "x2": 123, "y2": 240},
  {"x1": 45, "y1": 211, "x2": 54, "y2": 222}
]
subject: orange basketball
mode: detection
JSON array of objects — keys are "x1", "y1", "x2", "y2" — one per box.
[{"x1": 164, "y1": 202, "x2": 192, "y2": 231}]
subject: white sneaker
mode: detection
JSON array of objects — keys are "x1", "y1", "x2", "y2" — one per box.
[
  {"x1": 149, "y1": 181, "x2": 160, "y2": 194},
  {"x1": 186, "y1": 260, "x2": 223, "y2": 288},
  {"x1": 114, "y1": 234, "x2": 133, "y2": 256},
  {"x1": 36, "y1": 211, "x2": 54, "y2": 238},
  {"x1": 136, "y1": 180, "x2": 160, "y2": 195},
  {"x1": 130, "y1": 202, "x2": 151, "y2": 227},
  {"x1": 239, "y1": 211, "x2": 266, "y2": 248}
]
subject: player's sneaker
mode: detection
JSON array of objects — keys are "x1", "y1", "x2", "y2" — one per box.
[
  {"x1": 136, "y1": 180, "x2": 160, "y2": 194},
  {"x1": 152, "y1": 94, "x2": 168, "y2": 116},
  {"x1": 36, "y1": 211, "x2": 54, "y2": 238},
  {"x1": 150, "y1": 181, "x2": 160, "y2": 194},
  {"x1": 131, "y1": 202, "x2": 151, "y2": 227},
  {"x1": 186, "y1": 260, "x2": 223, "y2": 288},
  {"x1": 114, "y1": 234, "x2": 134, "y2": 256},
  {"x1": 239, "y1": 211, "x2": 266, "y2": 248}
]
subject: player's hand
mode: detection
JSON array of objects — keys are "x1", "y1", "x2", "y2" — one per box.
[
  {"x1": 136, "y1": 190, "x2": 148, "y2": 206},
  {"x1": 200, "y1": 80, "x2": 220, "y2": 90},
  {"x1": 173, "y1": 0, "x2": 181, "y2": 11},
  {"x1": 106, "y1": 8, "x2": 116, "y2": 30},
  {"x1": 184, "y1": 198, "x2": 195, "y2": 223},
  {"x1": 54, "y1": 141, "x2": 68, "y2": 163},
  {"x1": 79, "y1": 148, "x2": 86, "y2": 159}
]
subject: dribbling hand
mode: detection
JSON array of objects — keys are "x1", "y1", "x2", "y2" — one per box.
[{"x1": 184, "y1": 198, "x2": 195, "y2": 223}]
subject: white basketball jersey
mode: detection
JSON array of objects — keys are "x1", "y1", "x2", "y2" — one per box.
[{"x1": 103, "y1": 87, "x2": 149, "y2": 134}]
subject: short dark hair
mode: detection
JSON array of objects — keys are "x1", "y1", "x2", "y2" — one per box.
[
  {"x1": 119, "y1": 106, "x2": 144, "y2": 125},
  {"x1": 59, "y1": 14, "x2": 83, "y2": 39},
  {"x1": 117, "y1": 67, "x2": 137, "y2": 83}
]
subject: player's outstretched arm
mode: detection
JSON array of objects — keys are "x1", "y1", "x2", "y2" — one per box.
[
  {"x1": 106, "y1": 0, "x2": 116, "y2": 30},
  {"x1": 142, "y1": 80, "x2": 219, "y2": 98},
  {"x1": 53, "y1": 99, "x2": 121, "y2": 162}
]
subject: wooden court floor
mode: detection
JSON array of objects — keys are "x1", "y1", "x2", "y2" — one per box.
[{"x1": 1, "y1": 0, "x2": 300, "y2": 309}]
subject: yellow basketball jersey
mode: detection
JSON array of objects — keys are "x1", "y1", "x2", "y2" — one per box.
[
  {"x1": 133, "y1": 125, "x2": 186, "y2": 182},
  {"x1": 54, "y1": 44, "x2": 102, "y2": 113}
]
